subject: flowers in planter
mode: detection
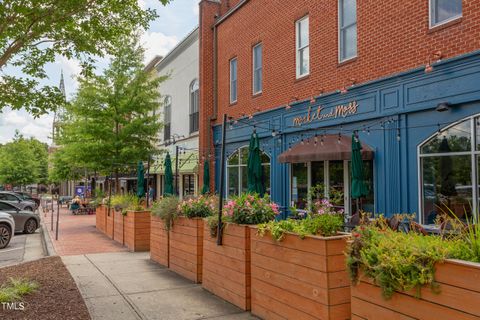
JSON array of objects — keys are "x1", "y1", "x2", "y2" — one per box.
[
  {"x1": 110, "y1": 194, "x2": 144, "y2": 215},
  {"x1": 346, "y1": 217, "x2": 479, "y2": 300},
  {"x1": 151, "y1": 196, "x2": 179, "y2": 230},
  {"x1": 207, "y1": 193, "x2": 279, "y2": 237},
  {"x1": 259, "y1": 198, "x2": 344, "y2": 241},
  {"x1": 178, "y1": 196, "x2": 217, "y2": 218}
]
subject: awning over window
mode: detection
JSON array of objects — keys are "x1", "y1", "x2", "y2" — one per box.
[
  {"x1": 278, "y1": 134, "x2": 374, "y2": 163},
  {"x1": 151, "y1": 152, "x2": 199, "y2": 174}
]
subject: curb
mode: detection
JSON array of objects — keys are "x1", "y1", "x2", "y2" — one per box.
[{"x1": 40, "y1": 223, "x2": 57, "y2": 257}]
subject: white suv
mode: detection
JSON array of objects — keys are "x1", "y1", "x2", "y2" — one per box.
[{"x1": 0, "y1": 211, "x2": 15, "y2": 249}]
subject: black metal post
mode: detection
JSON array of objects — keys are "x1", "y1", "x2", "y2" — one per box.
[
  {"x1": 146, "y1": 158, "x2": 151, "y2": 207},
  {"x1": 50, "y1": 194, "x2": 54, "y2": 231},
  {"x1": 217, "y1": 114, "x2": 228, "y2": 245},
  {"x1": 55, "y1": 196, "x2": 60, "y2": 240},
  {"x1": 175, "y1": 145, "x2": 179, "y2": 196}
]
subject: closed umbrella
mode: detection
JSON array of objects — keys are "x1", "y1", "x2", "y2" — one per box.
[
  {"x1": 247, "y1": 131, "x2": 264, "y2": 196},
  {"x1": 136, "y1": 161, "x2": 145, "y2": 198},
  {"x1": 201, "y1": 160, "x2": 210, "y2": 194},
  {"x1": 351, "y1": 133, "x2": 368, "y2": 216},
  {"x1": 164, "y1": 153, "x2": 174, "y2": 196}
]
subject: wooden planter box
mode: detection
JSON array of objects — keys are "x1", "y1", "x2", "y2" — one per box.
[
  {"x1": 169, "y1": 217, "x2": 204, "y2": 283},
  {"x1": 95, "y1": 205, "x2": 106, "y2": 233},
  {"x1": 106, "y1": 207, "x2": 114, "y2": 239},
  {"x1": 113, "y1": 210, "x2": 125, "y2": 244},
  {"x1": 124, "y1": 210, "x2": 151, "y2": 252},
  {"x1": 202, "y1": 221, "x2": 251, "y2": 310},
  {"x1": 351, "y1": 259, "x2": 480, "y2": 319},
  {"x1": 150, "y1": 215, "x2": 169, "y2": 267},
  {"x1": 251, "y1": 230, "x2": 351, "y2": 320}
]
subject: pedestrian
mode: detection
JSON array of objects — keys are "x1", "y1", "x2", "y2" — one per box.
[{"x1": 148, "y1": 185, "x2": 155, "y2": 206}]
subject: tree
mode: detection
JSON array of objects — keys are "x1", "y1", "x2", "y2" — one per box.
[
  {"x1": 0, "y1": 0, "x2": 170, "y2": 116},
  {"x1": 55, "y1": 35, "x2": 165, "y2": 193},
  {"x1": 0, "y1": 132, "x2": 48, "y2": 187}
]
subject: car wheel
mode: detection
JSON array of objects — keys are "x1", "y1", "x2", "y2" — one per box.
[
  {"x1": 24, "y1": 219, "x2": 38, "y2": 234},
  {"x1": 0, "y1": 224, "x2": 12, "y2": 249},
  {"x1": 24, "y1": 206, "x2": 33, "y2": 211}
]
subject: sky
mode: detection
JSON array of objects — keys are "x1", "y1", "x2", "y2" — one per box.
[{"x1": 0, "y1": 0, "x2": 199, "y2": 145}]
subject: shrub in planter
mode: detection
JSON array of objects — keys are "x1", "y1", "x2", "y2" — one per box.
[
  {"x1": 203, "y1": 193, "x2": 279, "y2": 311},
  {"x1": 169, "y1": 196, "x2": 217, "y2": 283},
  {"x1": 347, "y1": 220, "x2": 480, "y2": 319},
  {"x1": 252, "y1": 199, "x2": 350, "y2": 320},
  {"x1": 150, "y1": 197, "x2": 179, "y2": 267}
]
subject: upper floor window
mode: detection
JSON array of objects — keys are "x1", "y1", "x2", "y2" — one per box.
[
  {"x1": 296, "y1": 16, "x2": 309, "y2": 78},
  {"x1": 339, "y1": 0, "x2": 357, "y2": 62},
  {"x1": 189, "y1": 79, "x2": 199, "y2": 133},
  {"x1": 430, "y1": 0, "x2": 462, "y2": 28},
  {"x1": 253, "y1": 43, "x2": 263, "y2": 94},
  {"x1": 163, "y1": 95, "x2": 171, "y2": 141},
  {"x1": 230, "y1": 58, "x2": 238, "y2": 103}
]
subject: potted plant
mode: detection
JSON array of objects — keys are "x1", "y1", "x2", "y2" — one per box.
[
  {"x1": 252, "y1": 199, "x2": 351, "y2": 320},
  {"x1": 123, "y1": 195, "x2": 150, "y2": 252},
  {"x1": 168, "y1": 196, "x2": 217, "y2": 283},
  {"x1": 150, "y1": 196, "x2": 179, "y2": 267},
  {"x1": 202, "y1": 193, "x2": 279, "y2": 311},
  {"x1": 347, "y1": 216, "x2": 480, "y2": 319}
]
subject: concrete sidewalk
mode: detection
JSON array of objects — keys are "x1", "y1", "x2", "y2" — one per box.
[
  {"x1": 63, "y1": 251, "x2": 257, "y2": 320},
  {"x1": 0, "y1": 231, "x2": 45, "y2": 268}
]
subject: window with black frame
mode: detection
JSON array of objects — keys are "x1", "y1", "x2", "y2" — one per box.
[{"x1": 189, "y1": 79, "x2": 199, "y2": 133}]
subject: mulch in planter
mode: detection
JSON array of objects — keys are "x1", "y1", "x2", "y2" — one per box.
[{"x1": 0, "y1": 256, "x2": 90, "y2": 320}]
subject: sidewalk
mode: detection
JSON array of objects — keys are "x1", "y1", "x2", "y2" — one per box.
[
  {"x1": 63, "y1": 251, "x2": 257, "y2": 320},
  {"x1": 42, "y1": 205, "x2": 126, "y2": 256},
  {"x1": 0, "y1": 231, "x2": 44, "y2": 267}
]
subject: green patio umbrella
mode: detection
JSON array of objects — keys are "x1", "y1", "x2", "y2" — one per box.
[
  {"x1": 163, "y1": 153, "x2": 174, "y2": 196},
  {"x1": 247, "y1": 131, "x2": 264, "y2": 196},
  {"x1": 201, "y1": 160, "x2": 210, "y2": 194},
  {"x1": 136, "y1": 161, "x2": 145, "y2": 198},
  {"x1": 351, "y1": 133, "x2": 368, "y2": 215}
]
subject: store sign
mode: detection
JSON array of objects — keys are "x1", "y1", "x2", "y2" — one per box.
[{"x1": 292, "y1": 101, "x2": 359, "y2": 127}]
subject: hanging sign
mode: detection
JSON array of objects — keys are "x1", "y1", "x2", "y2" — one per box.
[{"x1": 292, "y1": 101, "x2": 359, "y2": 127}]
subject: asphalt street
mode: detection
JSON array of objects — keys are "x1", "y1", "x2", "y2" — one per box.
[{"x1": 0, "y1": 230, "x2": 45, "y2": 268}]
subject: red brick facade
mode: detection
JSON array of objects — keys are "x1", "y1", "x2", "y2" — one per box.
[{"x1": 199, "y1": 0, "x2": 480, "y2": 190}]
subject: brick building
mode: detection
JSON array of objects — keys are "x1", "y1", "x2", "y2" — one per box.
[{"x1": 199, "y1": 0, "x2": 480, "y2": 223}]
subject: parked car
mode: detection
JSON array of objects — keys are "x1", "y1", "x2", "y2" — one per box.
[
  {"x1": 14, "y1": 191, "x2": 40, "y2": 207},
  {"x1": 0, "y1": 201, "x2": 40, "y2": 234},
  {"x1": 0, "y1": 211, "x2": 15, "y2": 249},
  {"x1": 0, "y1": 192, "x2": 37, "y2": 211}
]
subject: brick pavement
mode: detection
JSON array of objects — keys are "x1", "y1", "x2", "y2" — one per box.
[{"x1": 43, "y1": 205, "x2": 127, "y2": 256}]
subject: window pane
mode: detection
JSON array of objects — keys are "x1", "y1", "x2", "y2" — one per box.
[
  {"x1": 240, "y1": 147, "x2": 249, "y2": 165},
  {"x1": 341, "y1": 0, "x2": 357, "y2": 27},
  {"x1": 362, "y1": 160, "x2": 375, "y2": 213},
  {"x1": 261, "y1": 151, "x2": 270, "y2": 164},
  {"x1": 291, "y1": 163, "x2": 308, "y2": 209},
  {"x1": 298, "y1": 18, "x2": 309, "y2": 48},
  {"x1": 300, "y1": 47, "x2": 309, "y2": 75},
  {"x1": 228, "y1": 151, "x2": 239, "y2": 166},
  {"x1": 311, "y1": 161, "x2": 325, "y2": 200},
  {"x1": 341, "y1": 25, "x2": 357, "y2": 60},
  {"x1": 476, "y1": 117, "x2": 480, "y2": 151},
  {"x1": 422, "y1": 155, "x2": 472, "y2": 224},
  {"x1": 228, "y1": 167, "x2": 239, "y2": 196},
  {"x1": 254, "y1": 69, "x2": 262, "y2": 93},
  {"x1": 230, "y1": 59, "x2": 237, "y2": 102},
  {"x1": 329, "y1": 161, "x2": 345, "y2": 206},
  {"x1": 241, "y1": 166, "x2": 248, "y2": 193},
  {"x1": 421, "y1": 119, "x2": 471, "y2": 154},
  {"x1": 254, "y1": 45, "x2": 262, "y2": 69},
  {"x1": 433, "y1": 0, "x2": 462, "y2": 24},
  {"x1": 263, "y1": 164, "x2": 271, "y2": 195}
]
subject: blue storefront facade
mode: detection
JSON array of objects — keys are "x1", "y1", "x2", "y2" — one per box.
[{"x1": 213, "y1": 51, "x2": 480, "y2": 223}]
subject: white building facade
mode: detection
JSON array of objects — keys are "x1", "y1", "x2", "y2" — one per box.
[{"x1": 151, "y1": 28, "x2": 200, "y2": 199}]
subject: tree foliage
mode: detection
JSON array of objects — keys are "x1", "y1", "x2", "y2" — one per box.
[
  {"x1": 0, "y1": 131, "x2": 48, "y2": 186},
  {"x1": 0, "y1": 0, "x2": 170, "y2": 116},
  {"x1": 52, "y1": 35, "x2": 165, "y2": 191}
]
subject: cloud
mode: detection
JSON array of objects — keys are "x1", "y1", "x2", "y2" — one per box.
[
  {"x1": 140, "y1": 31, "x2": 178, "y2": 63},
  {"x1": 192, "y1": 2, "x2": 199, "y2": 16},
  {"x1": 0, "y1": 109, "x2": 53, "y2": 144}
]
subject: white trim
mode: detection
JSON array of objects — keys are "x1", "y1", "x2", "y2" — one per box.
[
  {"x1": 428, "y1": 0, "x2": 463, "y2": 29},
  {"x1": 295, "y1": 15, "x2": 310, "y2": 79},
  {"x1": 252, "y1": 43, "x2": 263, "y2": 95}
]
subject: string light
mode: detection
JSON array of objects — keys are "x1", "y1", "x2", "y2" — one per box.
[
  {"x1": 397, "y1": 128, "x2": 401, "y2": 142},
  {"x1": 337, "y1": 133, "x2": 341, "y2": 144}
]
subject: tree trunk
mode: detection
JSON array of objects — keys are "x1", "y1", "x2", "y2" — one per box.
[{"x1": 115, "y1": 168, "x2": 120, "y2": 195}]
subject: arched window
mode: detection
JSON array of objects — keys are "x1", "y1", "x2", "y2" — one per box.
[
  {"x1": 189, "y1": 80, "x2": 199, "y2": 133},
  {"x1": 163, "y1": 95, "x2": 172, "y2": 141},
  {"x1": 419, "y1": 114, "x2": 480, "y2": 224},
  {"x1": 226, "y1": 146, "x2": 271, "y2": 196}
]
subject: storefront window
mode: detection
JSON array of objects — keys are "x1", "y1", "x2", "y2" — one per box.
[
  {"x1": 227, "y1": 146, "x2": 271, "y2": 197},
  {"x1": 291, "y1": 163, "x2": 308, "y2": 209},
  {"x1": 420, "y1": 116, "x2": 479, "y2": 223},
  {"x1": 182, "y1": 174, "x2": 195, "y2": 197}
]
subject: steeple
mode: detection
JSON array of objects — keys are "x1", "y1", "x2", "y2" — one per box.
[
  {"x1": 52, "y1": 70, "x2": 66, "y2": 146},
  {"x1": 59, "y1": 70, "x2": 66, "y2": 99}
]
